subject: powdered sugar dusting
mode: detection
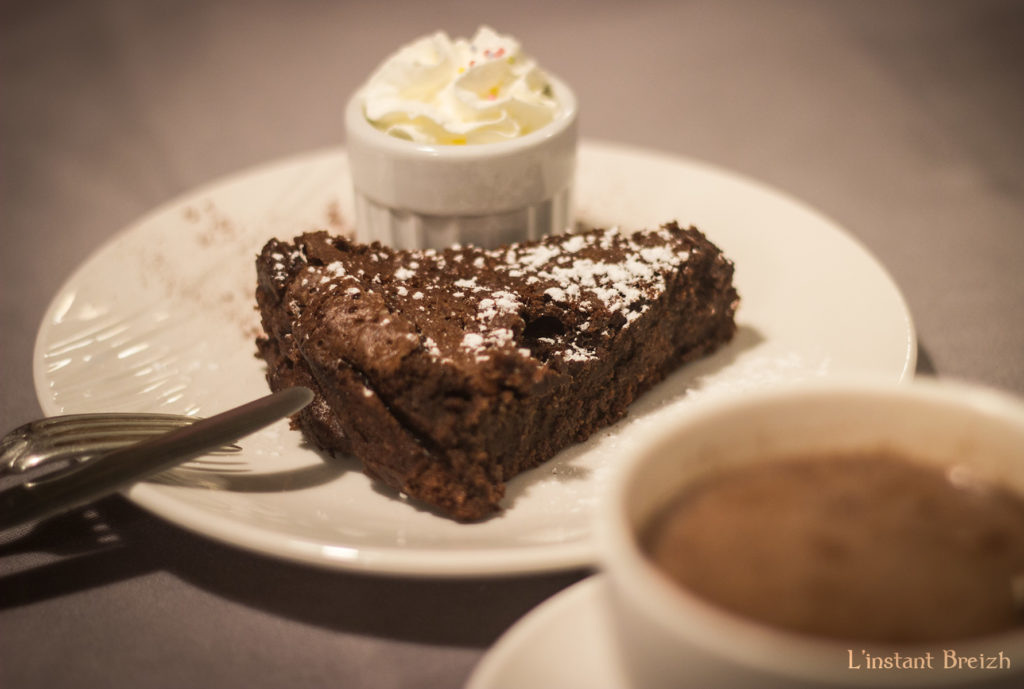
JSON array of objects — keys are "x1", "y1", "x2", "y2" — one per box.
[
  {"x1": 275, "y1": 224, "x2": 699, "y2": 368},
  {"x1": 496, "y1": 225, "x2": 692, "y2": 331},
  {"x1": 478, "y1": 290, "x2": 520, "y2": 320}
]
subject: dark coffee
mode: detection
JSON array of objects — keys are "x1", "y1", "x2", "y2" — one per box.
[{"x1": 642, "y1": 452, "x2": 1024, "y2": 642}]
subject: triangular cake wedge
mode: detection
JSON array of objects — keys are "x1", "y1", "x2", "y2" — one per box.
[{"x1": 255, "y1": 222, "x2": 738, "y2": 520}]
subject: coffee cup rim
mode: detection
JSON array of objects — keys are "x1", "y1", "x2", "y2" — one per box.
[{"x1": 596, "y1": 377, "x2": 1024, "y2": 686}]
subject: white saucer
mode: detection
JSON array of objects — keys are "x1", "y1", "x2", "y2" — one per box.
[
  {"x1": 467, "y1": 575, "x2": 1024, "y2": 689},
  {"x1": 466, "y1": 576, "x2": 634, "y2": 689}
]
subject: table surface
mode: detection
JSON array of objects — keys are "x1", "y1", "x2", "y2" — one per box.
[{"x1": 3, "y1": 1, "x2": 1023, "y2": 687}]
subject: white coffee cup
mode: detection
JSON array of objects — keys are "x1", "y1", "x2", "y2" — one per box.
[
  {"x1": 596, "y1": 379, "x2": 1024, "y2": 688},
  {"x1": 344, "y1": 74, "x2": 578, "y2": 250}
]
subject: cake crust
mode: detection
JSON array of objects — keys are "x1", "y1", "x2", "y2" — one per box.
[{"x1": 255, "y1": 222, "x2": 739, "y2": 520}]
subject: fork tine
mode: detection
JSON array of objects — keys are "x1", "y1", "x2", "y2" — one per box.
[
  {"x1": 177, "y1": 464, "x2": 250, "y2": 474},
  {"x1": 11, "y1": 440, "x2": 243, "y2": 472},
  {"x1": 7, "y1": 442, "x2": 243, "y2": 474},
  {"x1": 17, "y1": 424, "x2": 213, "y2": 463},
  {"x1": 1, "y1": 413, "x2": 241, "y2": 476},
  {"x1": 0, "y1": 414, "x2": 197, "y2": 455},
  {"x1": 24, "y1": 414, "x2": 197, "y2": 435},
  {"x1": 30, "y1": 412, "x2": 197, "y2": 424},
  {"x1": 33, "y1": 426, "x2": 203, "y2": 449},
  {"x1": 181, "y1": 457, "x2": 248, "y2": 468}
]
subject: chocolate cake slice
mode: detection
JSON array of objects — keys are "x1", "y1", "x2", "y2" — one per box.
[{"x1": 255, "y1": 222, "x2": 738, "y2": 520}]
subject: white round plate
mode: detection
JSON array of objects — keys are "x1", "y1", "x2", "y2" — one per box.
[
  {"x1": 466, "y1": 577, "x2": 629, "y2": 689},
  {"x1": 33, "y1": 140, "x2": 916, "y2": 577}
]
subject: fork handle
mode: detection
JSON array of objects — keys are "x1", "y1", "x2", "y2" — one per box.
[{"x1": 0, "y1": 387, "x2": 313, "y2": 531}]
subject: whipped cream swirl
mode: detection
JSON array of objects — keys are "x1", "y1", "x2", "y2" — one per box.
[{"x1": 361, "y1": 26, "x2": 559, "y2": 145}]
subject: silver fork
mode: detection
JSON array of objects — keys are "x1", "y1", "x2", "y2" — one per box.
[
  {"x1": 0, "y1": 387, "x2": 314, "y2": 530},
  {"x1": 1, "y1": 413, "x2": 246, "y2": 477}
]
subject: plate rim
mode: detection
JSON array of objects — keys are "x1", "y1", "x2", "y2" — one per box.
[{"x1": 32, "y1": 139, "x2": 917, "y2": 577}]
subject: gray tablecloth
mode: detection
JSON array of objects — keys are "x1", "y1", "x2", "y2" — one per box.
[{"x1": 3, "y1": 1, "x2": 1023, "y2": 687}]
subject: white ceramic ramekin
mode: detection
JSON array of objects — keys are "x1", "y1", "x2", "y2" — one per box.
[
  {"x1": 597, "y1": 379, "x2": 1024, "y2": 689},
  {"x1": 344, "y1": 74, "x2": 578, "y2": 250}
]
